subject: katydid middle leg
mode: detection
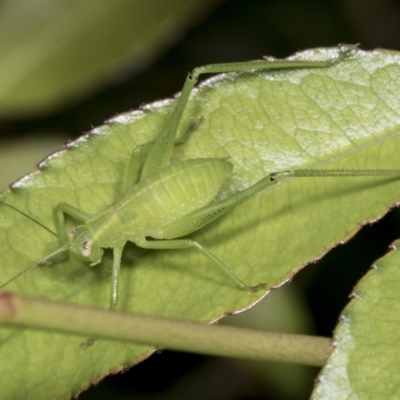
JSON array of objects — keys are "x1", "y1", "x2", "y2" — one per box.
[
  {"x1": 134, "y1": 237, "x2": 260, "y2": 290},
  {"x1": 130, "y1": 174, "x2": 281, "y2": 290}
]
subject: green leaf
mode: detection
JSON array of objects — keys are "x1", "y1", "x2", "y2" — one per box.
[
  {"x1": 1, "y1": 46, "x2": 400, "y2": 398},
  {"x1": 311, "y1": 241, "x2": 400, "y2": 399},
  {"x1": 0, "y1": 0, "x2": 221, "y2": 116}
]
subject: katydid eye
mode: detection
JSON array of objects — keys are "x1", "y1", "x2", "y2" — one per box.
[{"x1": 68, "y1": 227, "x2": 78, "y2": 239}]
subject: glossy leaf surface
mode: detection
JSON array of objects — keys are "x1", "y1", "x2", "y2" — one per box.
[{"x1": 1, "y1": 47, "x2": 400, "y2": 399}]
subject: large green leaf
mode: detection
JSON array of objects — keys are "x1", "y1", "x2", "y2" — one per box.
[
  {"x1": 0, "y1": 0, "x2": 220, "y2": 115},
  {"x1": 1, "y1": 46, "x2": 400, "y2": 399},
  {"x1": 312, "y1": 240, "x2": 400, "y2": 399}
]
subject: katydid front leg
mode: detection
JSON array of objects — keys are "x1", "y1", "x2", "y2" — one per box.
[
  {"x1": 38, "y1": 203, "x2": 92, "y2": 266},
  {"x1": 54, "y1": 202, "x2": 126, "y2": 310},
  {"x1": 110, "y1": 247, "x2": 123, "y2": 310}
]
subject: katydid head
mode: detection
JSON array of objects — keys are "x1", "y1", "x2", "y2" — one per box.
[{"x1": 69, "y1": 226, "x2": 103, "y2": 266}]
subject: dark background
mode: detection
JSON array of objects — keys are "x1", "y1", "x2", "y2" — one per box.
[{"x1": 2, "y1": 0, "x2": 400, "y2": 399}]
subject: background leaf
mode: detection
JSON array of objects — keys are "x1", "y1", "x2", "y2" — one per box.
[
  {"x1": 312, "y1": 240, "x2": 400, "y2": 399},
  {"x1": 0, "y1": 136, "x2": 68, "y2": 191},
  {"x1": 1, "y1": 47, "x2": 400, "y2": 399},
  {"x1": 0, "y1": 0, "x2": 222, "y2": 116}
]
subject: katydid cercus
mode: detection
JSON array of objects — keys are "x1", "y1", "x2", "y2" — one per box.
[{"x1": 1, "y1": 44, "x2": 400, "y2": 312}]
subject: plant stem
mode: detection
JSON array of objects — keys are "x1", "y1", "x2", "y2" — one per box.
[{"x1": 0, "y1": 292, "x2": 331, "y2": 366}]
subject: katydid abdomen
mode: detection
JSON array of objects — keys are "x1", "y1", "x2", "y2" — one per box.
[{"x1": 86, "y1": 158, "x2": 233, "y2": 248}]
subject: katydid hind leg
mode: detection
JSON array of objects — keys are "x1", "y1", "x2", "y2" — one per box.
[
  {"x1": 125, "y1": 120, "x2": 202, "y2": 190},
  {"x1": 161, "y1": 174, "x2": 278, "y2": 241},
  {"x1": 125, "y1": 142, "x2": 154, "y2": 190},
  {"x1": 141, "y1": 45, "x2": 354, "y2": 181},
  {"x1": 162, "y1": 164, "x2": 400, "y2": 247}
]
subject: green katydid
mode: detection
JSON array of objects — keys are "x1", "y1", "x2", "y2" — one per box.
[{"x1": 1, "y1": 44, "x2": 400, "y2": 313}]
